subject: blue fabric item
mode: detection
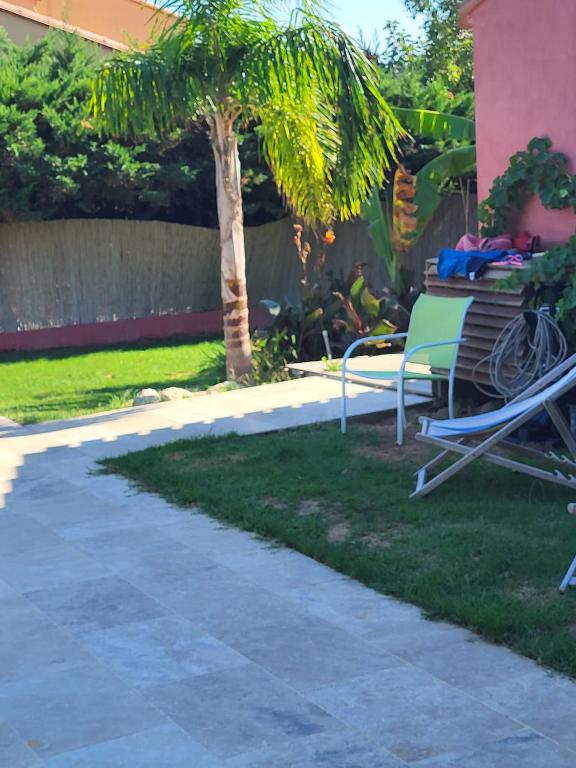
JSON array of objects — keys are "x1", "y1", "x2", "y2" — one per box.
[
  {"x1": 437, "y1": 248, "x2": 511, "y2": 280},
  {"x1": 467, "y1": 250, "x2": 515, "y2": 279},
  {"x1": 437, "y1": 249, "x2": 470, "y2": 279}
]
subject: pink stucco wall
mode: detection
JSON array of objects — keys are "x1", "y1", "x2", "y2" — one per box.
[{"x1": 469, "y1": 0, "x2": 576, "y2": 244}]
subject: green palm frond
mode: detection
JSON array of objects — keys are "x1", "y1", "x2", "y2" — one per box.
[
  {"x1": 91, "y1": 43, "x2": 199, "y2": 137},
  {"x1": 392, "y1": 107, "x2": 476, "y2": 142},
  {"x1": 247, "y1": 22, "x2": 400, "y2": 222},
  {"x1": 91, "y1": 1, "x2": 401, "y2": 226}
]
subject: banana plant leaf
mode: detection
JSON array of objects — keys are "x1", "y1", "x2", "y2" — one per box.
[
  {"x1": 392, "y1": 107, "x2": 476, "y2": 142},
  {"x1": 371, "y1": 319, "x2": 397, "y2": 336},
  {"x1": 349, "y1": 275, "x2": 365, "y2": 306},
  {"x1": 361, "y1": 186, "x2": 400, "y2": 294},
  {"x1": 366, "y1": 318, "x2": 398, "y2": 346},
  {"x1": 360, "y1": 286, "x2": 381, "y2": 319},
  {"x1": 302, "y1": 307, "x2": 323, "y2": 328},
  {"x1": 413, "y1": 144, "x2": 477, "y2": 236}
]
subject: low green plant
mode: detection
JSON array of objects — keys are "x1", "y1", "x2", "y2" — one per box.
[
  {"x1": 331, "y1": 265, "x2": 401, "y2": 343},
  {"x1": 104, "y1": 389, "x2": 137, "y2": 411},
  {"x1": 322, "y1": 357, "x2": 342, "y2": 372},
  {"x1": 258, "y1": 263, "x2": 401, "y2": 370},
  {"x1": 251, "y1": 328, "x2": 297, "y2": 384},
  {"x1": 504, "y1": 236, "x2": 576, "y2": 347},
  {"x1": 254, "y1": 226, "x2": 405, "y2": 377}
]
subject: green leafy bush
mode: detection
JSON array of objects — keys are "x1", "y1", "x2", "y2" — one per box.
[
  {"x1": 251, "y1": 329, "x2": 297, "y2": 384},
  {"x1": 401, "y1": 1, "x2": 474, "y2": 92},
  {"x1": 505, "y1": 237, "x2": 576, "y2": 348},
  {"x1": 253, "y1": 228, "x2": 404, "y2": 379},
  {"x1": 483, "y1": 138, "x2": 576, "y2": 348},
  {"x1": 479, "y1": 138, "x2": 576, "y2": 236},
  {"x1": 0, "y1": 30, "x2": 283, "y2": 225}
]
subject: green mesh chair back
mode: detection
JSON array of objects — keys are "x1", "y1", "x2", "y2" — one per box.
[{"x1": 405, "y1": 294, "x2": 472, "y2": 369}]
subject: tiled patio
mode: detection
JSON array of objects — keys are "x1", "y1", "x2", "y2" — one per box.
[{"x1": 1, "y1": 377, "x2": 576, "y2": 766}]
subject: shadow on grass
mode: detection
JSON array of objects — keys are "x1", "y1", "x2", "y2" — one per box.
[{"x1": 0, "y1": 335, "x2": 224, "y2": 366}]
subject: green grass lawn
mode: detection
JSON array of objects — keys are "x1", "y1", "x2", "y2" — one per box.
[
  {"x1": 0, "y1": 338, "x2": 225, "y2": 424},
  {"x1": 103, "y1": 420, "x2": 576, "y2": 679}
]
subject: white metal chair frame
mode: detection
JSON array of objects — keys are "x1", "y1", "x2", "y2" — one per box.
[
  {"x1": 560, "y1": 552, "x2": 576, "y2": 593},
  {"x1": 341, "y1": 334, "x2": 466, "y2": 446},
  {"x1": 560, "y1": 502, "x2": 576, "y2": 593}
]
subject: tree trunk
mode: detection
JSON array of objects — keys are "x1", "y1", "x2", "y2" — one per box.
[{"x1": 211, "y1": 113, "x2": 253, "y2": 380}]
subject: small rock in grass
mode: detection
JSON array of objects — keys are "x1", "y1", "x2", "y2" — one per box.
[
  {"x1": 160, "y1": 387, "x2": 194, "y2": 402},
  {"x1": 133, "y1": 388, "x2": 161, "y2": 406},
  {"x1": 206, "y1": 380, "x2": 242, "y2": 394}
]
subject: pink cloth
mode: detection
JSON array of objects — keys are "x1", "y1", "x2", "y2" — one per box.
[{"x1": 456, "y1": 233, "x2": 514, "y2": 252}]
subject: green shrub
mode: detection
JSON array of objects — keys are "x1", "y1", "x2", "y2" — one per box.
[{"x1": 0, "y1": 30, "x2": 283, "y2": 226}]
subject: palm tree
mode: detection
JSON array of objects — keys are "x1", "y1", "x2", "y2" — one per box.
[{"x1": 90, "y1": 0, "x2": 401, "y2": 378}]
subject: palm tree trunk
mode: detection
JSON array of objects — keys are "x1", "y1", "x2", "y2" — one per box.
[{"x1": 211, "y1": 113, "x2": 253, "y2": 380}]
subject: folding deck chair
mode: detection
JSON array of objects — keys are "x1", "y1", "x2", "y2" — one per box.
[
  {"x1": 412, "y1": 353, "x2": 576, "y2": 498},
  {"x1": 560, "y1": 503, "x2": 576, "y2": 593},
  {"x1": 560, "y1": 553, "x2": 576, "y2": 593}
]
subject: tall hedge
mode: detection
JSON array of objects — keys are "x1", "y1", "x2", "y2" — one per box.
[{"x1": 0, "y1": 30, "x2": 283, "y2": 226}]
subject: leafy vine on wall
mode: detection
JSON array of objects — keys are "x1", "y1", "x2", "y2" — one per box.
[
  {"x1": 489, "y1": 138, "x2": 576, "y2": 346},
  {"x1": 478, "y1": 137, "x2": 576, "y2": 236}
]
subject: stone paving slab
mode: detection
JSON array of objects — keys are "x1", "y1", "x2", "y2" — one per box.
[
  {"x1": 1, "y1": 377, "x2": 428, "y2": 472},
  {"x1": 41, "y1": 724, "x2": 222, "y2": 768},
  {"x1": 415, "y1": 732, "x2": 576, "y2": 768},
  {"x1": 0, "y1": 414, "x2": 22, "y2": 438},
  {"x1": 0, "y1": 378, "x2": 576, "y2": 766}
]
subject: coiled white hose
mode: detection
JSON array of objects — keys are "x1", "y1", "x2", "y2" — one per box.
[{"x1": 473, "y1": 310, "x2": 567, "y2": 399}]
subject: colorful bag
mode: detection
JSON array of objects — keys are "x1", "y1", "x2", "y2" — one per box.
[{"x1": 456, "y1": 233, "x2": 514, "y2": 252}]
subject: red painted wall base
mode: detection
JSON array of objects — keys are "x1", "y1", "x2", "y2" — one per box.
[{"x1": 0, "y1": 307, "x2": 269, "y2": 352}]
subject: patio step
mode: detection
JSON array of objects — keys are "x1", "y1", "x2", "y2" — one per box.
[{"x1": 0, "y1": 376, "x2": 432, "y2": 470}]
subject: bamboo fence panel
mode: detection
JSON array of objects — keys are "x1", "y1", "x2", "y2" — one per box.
[
  {"x1": 0, "y1": 195, "x2": 475, "y2": 334},
  {"x1": 0, "y1": 219, "x2": 221, "y2": 332}
]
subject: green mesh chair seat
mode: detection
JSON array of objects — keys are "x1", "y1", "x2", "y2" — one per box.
[
  {"x1": 341, "y1": 294, "x2": 474, "y2": 444},
  {"x1": 351, "y1": 370, "x2": 449, "y2": 381}
]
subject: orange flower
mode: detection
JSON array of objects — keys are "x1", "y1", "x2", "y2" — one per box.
[{"x1": 323, "y1": 229, "x2": 336, "y2": 246}]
